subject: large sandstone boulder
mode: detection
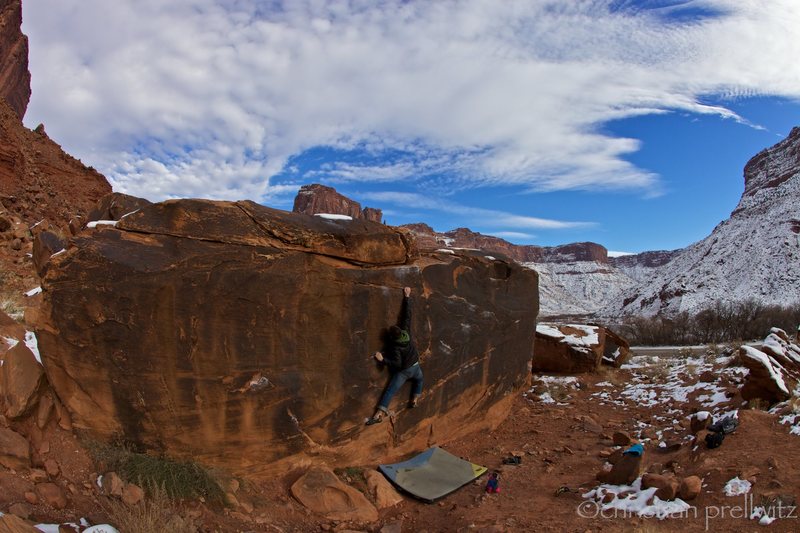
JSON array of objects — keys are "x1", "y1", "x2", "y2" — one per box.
[
  {"x1": 736, "y1": 329, "x2": 800, "y2": 405},
  {"x1": 533, "y1": 324, "x2": 629, "y2": 373},
  {"x1": 533, "y1": 324, "x2": 603, "y2": 373},
  {"x1": 34, "y1": 199, "x2": 538, "y2": 476}
]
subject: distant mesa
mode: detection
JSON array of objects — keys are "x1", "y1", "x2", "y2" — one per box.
[
  {"x1": 400, "y1": 223, "x2": 610, "y2": 265},
  {"x1": 293, "y1": 183, "x2": 382, "y2": 222}
]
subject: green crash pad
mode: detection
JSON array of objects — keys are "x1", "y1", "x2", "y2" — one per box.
[{"x1": 378, "y1": 447, "x2": 487, "y2": 502}]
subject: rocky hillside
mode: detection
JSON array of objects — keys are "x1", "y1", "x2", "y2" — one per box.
[
  {"x1": 0, "y1": 0, "x2": 29, "y2": 120},
  {"x1": 0, "y1": 2, "x2": 111, "y2": 313}
]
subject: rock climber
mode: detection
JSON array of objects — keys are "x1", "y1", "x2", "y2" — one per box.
[{"x1": 366, "y1": 286, "x2": 423, "y2": 425}]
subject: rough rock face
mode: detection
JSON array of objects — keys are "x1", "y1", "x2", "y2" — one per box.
[
  {"x1": 293, "y1": 183, "x2": 382, "y2": 222},
  {"x1": 742, "y1": 127, "x2": 800, "y2": 198},
  {"x1": 35, "y1": 198, "x2": 538, "y2": 476},
  {"x1": 0, "y1": 0, "x2": 30, "y2": 119}
]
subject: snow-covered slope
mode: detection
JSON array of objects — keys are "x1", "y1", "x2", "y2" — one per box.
[
  {"x1": 528, "y1": 127, "x2": 800, "y2": 318},
  {"x1": 524, "y1": 260, "x2": 637, "y2": 317},
  {"x1": 610, "y1": 127, "x2": 800, "y2": 317}
]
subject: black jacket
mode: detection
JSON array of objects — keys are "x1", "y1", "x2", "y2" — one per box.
[{"x1": 384, "y1": 296, "x2": 419, "y2": 372}]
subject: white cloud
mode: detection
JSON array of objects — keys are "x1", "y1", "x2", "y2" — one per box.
[
  {"x1": 21, "y1": 0, "x2": 800, "y2": 203},
  {"x1": 360, "y1": 191, "x2": 591, "y2": 230},
  {"x1": 491, "y1": 231, "x2": 536, "y2": 240}
]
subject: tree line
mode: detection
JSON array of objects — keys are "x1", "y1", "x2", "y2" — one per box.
[{"x1": 617, "y1": 300, "x2": 800, "y2": 346}]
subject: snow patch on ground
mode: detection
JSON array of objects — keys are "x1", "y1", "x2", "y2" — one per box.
[
  {"x1": 584, "y1": 477, "x2": 692, "y2": 519},
  {"x1": 723, "y1": 477, "x2": 752, "y2": 496},
  {"x1": 25, "y1": 286, "x2": 42, "y2": 297}
]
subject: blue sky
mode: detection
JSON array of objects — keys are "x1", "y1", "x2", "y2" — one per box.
[{"x1": 20, "y1": 1, "x2": 800, "y2": 253}]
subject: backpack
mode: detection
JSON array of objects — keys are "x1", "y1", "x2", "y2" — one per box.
[
  {"x1": 705, "y1": 431, "x2": 725, "y2": 449},
  {"x1": 708, "y1": 415, "x2": 739, "y2": 435}
]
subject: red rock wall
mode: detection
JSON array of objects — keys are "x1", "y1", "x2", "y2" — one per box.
[
  {"x1": 0, "y1": 0, "x2": 30, "y2": 119},
  {"x1": 35, "y1": 200, "x2": 538, "y2": 476}
]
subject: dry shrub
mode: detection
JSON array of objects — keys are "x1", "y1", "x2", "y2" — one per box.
[{"x1": 101, "y1": 484, "x2": 198, "y2": 533}]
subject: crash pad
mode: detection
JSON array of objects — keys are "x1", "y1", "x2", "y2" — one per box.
[{"x1": 378, "y1": 447, "x2": 487, "y2": 502}]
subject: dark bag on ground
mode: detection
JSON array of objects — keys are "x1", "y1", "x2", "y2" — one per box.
[
  {"x1": 705, "y1": 431, "x2": 725, "y2": 449},
  {"x1": 708, "y1": 415, "x2": 738, "y2": 435}
]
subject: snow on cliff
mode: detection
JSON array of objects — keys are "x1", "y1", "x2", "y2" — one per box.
[
  {"x1": 611, "y1": 127, "x2": 800, "y2": 317},
  {"x1": 527, "y1": 127, "x2": 800, "y2": 318}
]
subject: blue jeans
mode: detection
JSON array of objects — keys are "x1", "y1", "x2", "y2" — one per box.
[{"x1": 378, "y1": 363, "x2": 423, "y2": 413}]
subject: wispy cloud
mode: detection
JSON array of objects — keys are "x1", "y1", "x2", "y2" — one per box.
[
  {"x1": 360, "y1": 191, "x2": 592, "y2": 230},
  {"x1": 21, "y1": 0, "x2": 800, "y2": 202},
  {"x1": 491, "y1": 231, "x2": 536, "y2": 241}
]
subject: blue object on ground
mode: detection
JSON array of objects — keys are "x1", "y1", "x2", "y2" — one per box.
[{"x1": 622, "y1": 443, "x2": 644, "y2": 457}]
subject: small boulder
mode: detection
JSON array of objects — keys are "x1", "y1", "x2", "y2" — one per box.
[
  {"x1": 679, "y1": 476, "x2": 702, "y2": 501},
  {"x1": 597, "y1": 452, "x2": 643, "y2": 485},
  {"x1": 642, "y1": 473, "x2": 679, "y2": 501},
  {"x1": 0, "y1": 342, "x2": 45, "y2": 419},
  {"x1": 612, "y1": 431, "x2": 632, "y2": 447},
  {"x1": 101, "y1": 471, "x2": 125, "y2": 497},
  {"x1": 35, "y1": 482, "x2": 68, "y2": 509},
  {"x1": 364, "y1": 470, "x2": 403, "y2": 509},
  {"x1": 290, "y1": 466, "x2": 378, "y2": 523},
  {"x1": 8, "y1": 502, "x2": 33, "y2": 520},
  {"x1": 44, "y1": 458, "x2": 60, "y2": 478},
  {"x1": 122, "y1": 483, "x2": 145, "y2": 506},
  {"x1": 690, "y1": 411, "x2": 711, "y2": 433},
  {"x1": 36, "y1": 392, "x2": 55, "y2": 429},
  {"x1": 380, "y1": 523, "x2": 403, "y2": 533},
  {"x1": 578, "y1": 415, "x2": 603, "y2": 434},
  {"x1": 0, "y1": 427, "x2": 30, "y2": 469}
]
